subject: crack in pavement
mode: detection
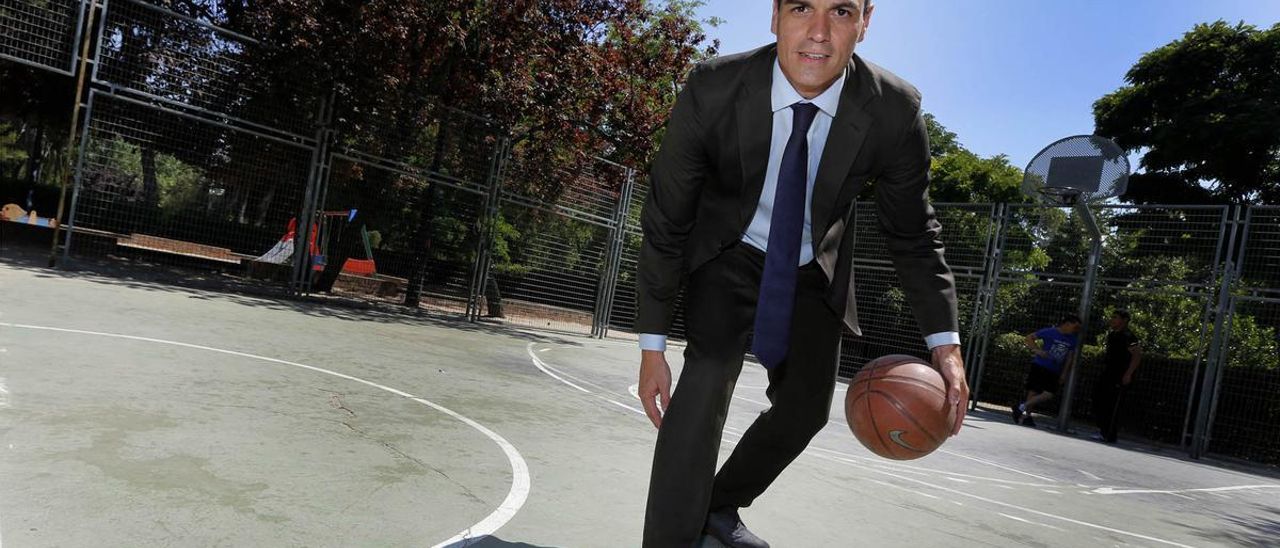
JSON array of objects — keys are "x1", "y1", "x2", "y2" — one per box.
[{"x1": 339, "y1": 421, "x2": 488, "y2": 506}]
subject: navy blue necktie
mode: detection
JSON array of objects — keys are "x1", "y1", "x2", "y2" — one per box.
[{"x1": 752, "y1": 102, "x2": 820, "y2": 369}]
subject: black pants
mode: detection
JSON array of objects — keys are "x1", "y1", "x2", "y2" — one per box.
[
  {"x1": 643, "y1": 245, "x2": 843, "y2": 547},
  {"x1": 1093, "y1": 375, "x2": 1126, "y2": 442}
]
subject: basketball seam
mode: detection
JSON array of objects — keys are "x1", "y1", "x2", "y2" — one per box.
[
  {"x1": 866, "y1": 384, "x2": 895, "y2": 457},
  {"x1": 876, "y1": 377, "x2": 947, "y2": 398},
  {"x1": 869, "y1": 389, "x2": 943, "y2": 449}
]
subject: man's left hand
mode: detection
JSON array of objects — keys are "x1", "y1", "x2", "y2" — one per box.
[{"x1": 931, "y1": 344, "x2": 968, "y2": 436}]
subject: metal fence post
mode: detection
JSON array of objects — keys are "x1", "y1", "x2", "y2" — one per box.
[
  {"x1": 967, "y1": 203, "x2": 1011, "y2": 410},
  {"x1": 49, "y1": 0, "x2": 103, "y2": 267},
  {"x1": 1180, "y1": 205, "x2": 1235, "y2": 450},
  {"x1": 593, "y1": 167, "x2": 635, "y2": 338},
  {"x1": 467, "y1": 137, "x2": 510, "y2": 321},
  {"x1": 1191, "y1": 206, "x2": 1246, "y2": 458},
  {"x1": 291, "y1": 94, "x2": 334, "y2": 294},
  {"x1": 60, "y1": 90, "x2": 98, "y2": 265}
]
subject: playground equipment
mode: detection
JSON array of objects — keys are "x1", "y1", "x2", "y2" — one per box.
[{"x1": 2, "y1": 203, "x2": 60, "y2": 229}]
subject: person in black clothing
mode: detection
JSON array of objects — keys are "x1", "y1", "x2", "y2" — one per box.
[{"x1": 1092, "y1": 310, "x2": 1142, "y2": 443}]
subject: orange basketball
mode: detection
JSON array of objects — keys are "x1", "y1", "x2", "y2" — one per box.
[{"x1": 845, "y1": 354, "x2": 955, "y2": 460}]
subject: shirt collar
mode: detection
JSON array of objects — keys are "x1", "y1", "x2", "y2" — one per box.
[{"x1": 771, "y1": 59, "x2": 848, "y2": 117}]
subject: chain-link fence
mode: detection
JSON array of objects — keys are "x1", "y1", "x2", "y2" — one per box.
[
  {"x1": 1200, "y1": 206, "x2": 1280, "y2": 464},
  {"x1": 969, "y1": 204, "x2": 1090, "y2": 411},
  {"x1": 486, "y1": 156, "x2": 627, "y2": 335},
  {"x1": 4, "y1": 0, "x2": 1280, "y2": 466},
  {"x1": 838, "y1": 202, "x2": 997, "y2": 379},
  {"x1": 1070, "y1": 206, "x2": 1229, "y2": 447},
  {"x1": 0, "y1": 0, "x2": 85, "y2": 75}
]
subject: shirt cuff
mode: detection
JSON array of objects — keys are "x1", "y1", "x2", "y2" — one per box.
[
  {"x1": 639, "y1": 334, "x2": 668, "y2": 352},
  {"x1": 925, "y1": 332, "x2": 961, "y2": 350}
]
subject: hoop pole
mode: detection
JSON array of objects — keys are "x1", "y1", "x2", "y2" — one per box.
[{"x1": 1057, "y1": 201, "x2": 1102, "y2": 432}]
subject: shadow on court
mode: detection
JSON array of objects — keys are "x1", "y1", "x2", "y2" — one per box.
[
  {"x1": 1184, "y1": 504, "x2": 1280, "y2": 547},
  {"x1": 0, "y1": 241, "x2": 585, "y2": 347}
]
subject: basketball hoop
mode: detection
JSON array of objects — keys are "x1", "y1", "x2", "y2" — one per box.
[
  {"x1": 1036, "y1": 186, "x2": 1083, "y2": 206},
  {"x1": 1020, "y1": 135, "x2": 1133, "y2": 434},
  {"x1": 1022, "y1": 135, "x2": 1129, "y2": 207}
]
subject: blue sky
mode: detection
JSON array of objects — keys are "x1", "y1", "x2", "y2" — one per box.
[{"x1": 696, "y1": 0, "x2": 1280, "y2": 168}]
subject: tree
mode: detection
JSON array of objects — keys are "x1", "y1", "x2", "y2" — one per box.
[
  {"x1": 1094, "y1": 21, "x2": 1280, "y2": 205},
  {"x1": 929, "y1": 149, "x2": 1025, "y2": 204},
  {"x1": 924, "y1": 113, "x2": 961, "y2": 158},
  {"x1": 242, "y1": 0, "x2": 716, "y2": 305},
  {"x1": 861, "y1": 114, "x2": 1026, "y2": 204},
  {"x1": 0, "y1": 64, "x2": 75, "y2": 206}
]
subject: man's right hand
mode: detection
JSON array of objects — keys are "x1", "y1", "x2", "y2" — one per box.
[{"x1": 639, "y1": 350, "x2": 673, "y2": 429}]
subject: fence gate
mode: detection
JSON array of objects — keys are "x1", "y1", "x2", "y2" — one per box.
[{"x1": 1196, "y1": 206, "x2": 1280, "y2": 463}]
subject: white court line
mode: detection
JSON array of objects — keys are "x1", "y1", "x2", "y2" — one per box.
[
  {"x1": 1078, "y1": 469, "x2": 1103, "y2": 481},
  {"x1": 870, "y1": 479, "x2": 940, "y2": 500},
  {"x1": 533, "y1": 345, "x2": 1195, "y2": 547},
  {"x1": 999, "y1": 513, "x2": 1033, "y2": 524},
  {"x1": 818, "y1": 453, "x2": 1195, "y2": 548},
  {"x1": 607, "y1": 399, "x2": 646, "y2": 415},
  {"x1": 805, "y1": 446, "x2": 1063, "y2": 489},
  {"x1": 1091, "y1": 484, "x2": 1280, "y2": 496},
  {"x1": 527, "y1": 348, "x2": 652, "y2": 421},
  {"x1": 937, "y1": 449, "x2": 1060, "y2": 483},
  {"x1": 526, "y1": 343, "x2": 589, "y2": 393},
  {"x1": 733, "y1": 394, "x2": 773, "y2": 407},
  {"x1": 722, "y1": 388, "x2": 1062, "y2": 487},
  {"x1": 999, "y1": 513, "x2": 1065, "y2": 532},
  {"x1": 1, "y1": 323, "x2": 529, "y2": 548},
  {"x1": 1033, "y1": 455, "x2": 1055, "y2": 463}
]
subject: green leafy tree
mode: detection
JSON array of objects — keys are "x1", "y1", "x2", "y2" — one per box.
[
  {"x1": 929, "y1": 149, "x2": 1026, "y2": 204},
  {"x1": 1095, "y1": 21, "x2": 1280, "y2": 204}
]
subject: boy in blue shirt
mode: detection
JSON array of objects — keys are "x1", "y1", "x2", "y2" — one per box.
[{"x1": 1013, "y1": 315, "x2": 1083, "y2": 427}]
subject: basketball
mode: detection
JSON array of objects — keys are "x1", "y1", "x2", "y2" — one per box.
[{"x1": 845, "y1": 354, "x2": 955, "y2": 460}]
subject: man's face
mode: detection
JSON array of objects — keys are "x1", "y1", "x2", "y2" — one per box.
[
  {"x1": 1061, "y1": 322, "x2": 1082, "y2": 335},
  {"x1": 772, "y1": 0, "x2": 873, "y2": 99},
  {"x1": 1110, "y1": 316, "x2": 1128, "y2": 331}
]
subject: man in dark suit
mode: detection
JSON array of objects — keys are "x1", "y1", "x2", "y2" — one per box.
[{"x1": 635, "y1": 1, "x2": 969, "y2": 546}]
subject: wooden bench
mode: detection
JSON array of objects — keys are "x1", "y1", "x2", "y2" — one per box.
[{"x1": 116, "y1": 233, "x2": 244, "y2": 265}]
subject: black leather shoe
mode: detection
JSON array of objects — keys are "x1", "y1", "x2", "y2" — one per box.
[{"x1": 704, "y1": 507, "x2": 770, "y2": 548}]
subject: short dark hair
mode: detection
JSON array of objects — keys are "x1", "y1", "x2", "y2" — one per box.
[
  {"x1": 1113, "y1": 309, "x2": 1131, "y2": 321},
  {"x1": 1060, "y1": 315, "x2": 1083, "y2": 326},
  {"x1": 776, "y1": 0, "x2": 874, "y2": 13}
]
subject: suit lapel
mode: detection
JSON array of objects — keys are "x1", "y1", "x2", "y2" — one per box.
[
  {"x1": 736, "y1": 50, "x2": 777, "y2": 228},
  {"x1": 811, "y1": 56, "x2": 877, "y2": 257}
]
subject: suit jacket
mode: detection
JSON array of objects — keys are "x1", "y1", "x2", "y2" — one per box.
[{"x1": 636, "y1": 44, "x2": 958, "y2": 339}]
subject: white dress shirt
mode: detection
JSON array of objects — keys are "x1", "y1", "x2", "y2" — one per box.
[{"x1": 640, "y1": 61, "x2": 961, "y2": 353}]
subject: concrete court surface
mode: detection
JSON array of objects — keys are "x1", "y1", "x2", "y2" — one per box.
[{"x1": 1, "y1": 256, "x2": 1278, "y2": 547}]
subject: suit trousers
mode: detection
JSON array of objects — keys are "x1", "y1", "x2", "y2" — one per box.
[{"x1": 642, "y1": 244, "x2": 844, "y2": 547}]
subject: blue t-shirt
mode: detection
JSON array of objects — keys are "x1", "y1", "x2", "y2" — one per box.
[{"x1": 1033, "y1": 327, "x2": 1079, "y2": 372}]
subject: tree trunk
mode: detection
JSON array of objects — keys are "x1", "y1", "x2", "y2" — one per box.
[
  {"x1": 140, "y1": 146, "x2": 159, "y2": 207},
  {"x1": 484, "y1": 273, "x2": 505, "y2": 317},
  {"x1": 402, "y1": 111, "x2": 451, "y2": 308},
  {"x1": 25, "y1": 125, "x2": 43, "y2": 185},
  {"x1": 254, "y1": 183, "x2": 276, "y2": 228}
]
